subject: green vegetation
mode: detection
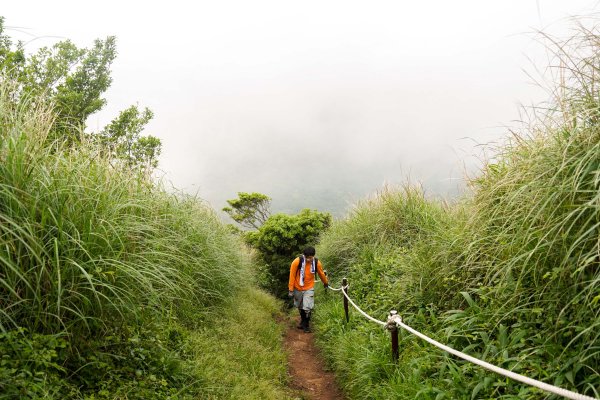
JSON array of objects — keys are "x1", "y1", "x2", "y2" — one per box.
[
  {"x1": 0, "y1": 33, "x2": 293, "y2": 399},
  {"x1": 313, "y1": 27, "x2": 600, "y2": 399},
  {"x1": 0, "y1": 16, "x2": 160, "y2": 169},
  {"x1": 188, "y1": 287, "x2": 292, "y2": 399},
  {"x1": 5, "y1": 11, "x2": 600, "y2": 400},
  {"x1": 246, "y1": 209, "x2": 332, "y2": 299},
  {"x1": 224, "y1": 192, "x2": 332, "y2": 299},
  {"x1": 223, "y1": 192, "x2": 272, "y2": 230}
]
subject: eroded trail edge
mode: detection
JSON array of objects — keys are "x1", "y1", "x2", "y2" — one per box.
[{"x1": 283, "y1": 314, "x2": 345, "y2": 400}]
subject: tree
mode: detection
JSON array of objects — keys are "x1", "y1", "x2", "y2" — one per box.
[
  {"x1": 0, "y1": 19, "x2": 25, "y2": 84},
  {"x1": 4, "y1": 23, "x2": 117, "y2": 142},
  {"x1": 245, "y1": 209, "x2": 332, "y2": 298},
  {"x1": 223, "y1": 192, "x2": 271, "y2": 229},
  {"x1": 51, "y1": 37, "x2": 116, "y2": 139},
  {"x1": 98, "y1": 105, "x2": 161, "y2": 170},
  {"x1": 0, "y1": 16, "x2": 160, "y2": 169}
]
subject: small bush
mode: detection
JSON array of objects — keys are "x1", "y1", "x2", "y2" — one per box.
[
  {"x1": 246, "y1": 208, "x2": 331, "y2": 298},
  {"x1": 0, "y1": 329, "x2": 73, "y2": 399}
]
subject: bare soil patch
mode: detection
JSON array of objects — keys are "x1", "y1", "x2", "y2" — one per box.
[{"x1": 283, "y1": 313, "x2": 345, "y2": 400}]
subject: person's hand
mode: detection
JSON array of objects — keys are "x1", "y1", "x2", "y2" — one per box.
[{"x1": 288, "y1": 291, "x2": 293, "y2": 297}]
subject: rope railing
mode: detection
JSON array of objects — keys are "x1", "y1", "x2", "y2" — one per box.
[
  {"x1": 326, "y1": 277, "x2": 597, "y2": 400},
  {"x1": 341, "y1": 285, "x2": 386, "y2": 327}
]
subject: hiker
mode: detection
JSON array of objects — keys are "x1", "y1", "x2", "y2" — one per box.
[{"x1": 288, "y1": 246, "x2": 328, "y2": 333}]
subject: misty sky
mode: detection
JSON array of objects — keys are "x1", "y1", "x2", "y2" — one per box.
[{"x1": 3, "y1": 1, "x2": 599, "y2": 217}]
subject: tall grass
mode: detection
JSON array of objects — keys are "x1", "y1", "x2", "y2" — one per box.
[
  {"x1": 314, "y1": 23, "x2": 600, "y2": 399},
  {"x1": 187, "y1": 287, "x2": 294, "y2": 399},
  {"x1": 0, "y1": 79, "x2": 252, "y2": 397}
]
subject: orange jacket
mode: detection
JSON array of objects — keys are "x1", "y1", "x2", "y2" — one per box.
[{"x1": 288, "y1": 256, "x2": 328, "y2": 292}]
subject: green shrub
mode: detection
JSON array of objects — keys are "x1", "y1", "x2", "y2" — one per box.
[
  {"x1": 0, "y1": 329, "x2": 73, "y2": 399},
  {"x1": 246, "y1": 208, "x2": 331, "y2": 298}
]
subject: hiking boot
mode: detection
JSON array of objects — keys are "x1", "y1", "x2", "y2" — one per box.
[
  {"x1": 297, "y1": 310, "x2": 306, "y2": 329},
  {"x1": 303, "y1": 316, "x2": 311, "y2": 333}
]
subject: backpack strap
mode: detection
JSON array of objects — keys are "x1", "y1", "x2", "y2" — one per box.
[
  {"x1": 296, "y1": 255, "x2": 304, "y2": 277},
  {"x1": 296, "y1": 255, "x2": 318, "y2": 277}
]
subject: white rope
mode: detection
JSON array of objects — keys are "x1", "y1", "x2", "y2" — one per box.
[
  {"x1": 326, "y1": 283, "x2": 345, "y2": 292},
  {"x1": 341, "y1": 285, "x2": 386, "y2": 327},
  {"x1": 389, "y1": 315, "x2": 596, "y2": 400},
  {"x1": 331, "y1": 280, "x2": 597, "y2": 400}
]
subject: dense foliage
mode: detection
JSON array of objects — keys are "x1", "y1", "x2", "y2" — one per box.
[
  {"x1": 246, "y1": 209, "x2": 332, "y2": 298},
  {"x1": 314, "y1": 26, "x2": 600, "y2": 399},
  {"x1": 223, "y1": 191, "x2": 272, "y2": 229},
  {"x1": 0, "y1": 73, "x2": 296, "y2": 398},
  {"x1": 0, "y1": 16, "x2": 160, "y2": 169},
  {"x1": 0, "y1": 20, "x2": 298, "y2": 398}
]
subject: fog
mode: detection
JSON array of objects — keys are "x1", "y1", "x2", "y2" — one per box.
[{"x1": 3, "y1": 1, "x2": 599, "y2": 217}]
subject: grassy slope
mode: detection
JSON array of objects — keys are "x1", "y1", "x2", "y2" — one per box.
[
  {"x1": 312, "y1": 27, "x2": 600, "y2": 400},
  {"x1": 187, "y1": 287, "x2": 293, "y2": 400},
  {"x1": 0, "y1": 81, "x2": 292, "y2": 399}
]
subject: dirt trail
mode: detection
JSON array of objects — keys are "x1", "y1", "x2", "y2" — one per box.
[{"x1": 283, "y1": 314, "x2": 345, "y2": 400}]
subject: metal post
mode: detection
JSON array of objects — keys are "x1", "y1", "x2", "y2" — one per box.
[
  {"x1": 389, "y1": 310, "x2": 399, "y2": 362},
  {"x1": 342, "y1": 277, "x2": 349, "y2": 322}
]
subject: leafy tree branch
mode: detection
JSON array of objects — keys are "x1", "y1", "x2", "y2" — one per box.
[{"x1": 223, "y1": 192, "x2": 271, "y2": 229}]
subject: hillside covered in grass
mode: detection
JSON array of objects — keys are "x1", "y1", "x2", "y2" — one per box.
[
  {"x1": 0, "y1": 79, "x2": 294, "y2": 398},
  {"x1": 313, "y1": 25, "x2": 600, "y2": 399}
]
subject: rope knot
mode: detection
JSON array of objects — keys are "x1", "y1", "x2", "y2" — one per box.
[{"x1": 386, "y1": 310, "x2": 402, "y2": 330}]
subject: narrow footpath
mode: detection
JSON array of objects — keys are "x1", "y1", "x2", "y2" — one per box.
[{"x1": 283, "y1": 314, "x2": 345, "y2": 400}]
